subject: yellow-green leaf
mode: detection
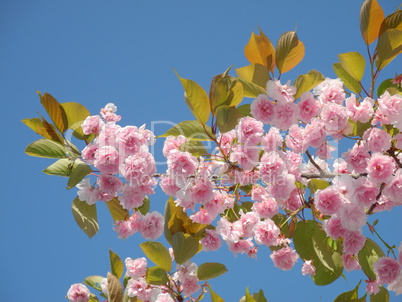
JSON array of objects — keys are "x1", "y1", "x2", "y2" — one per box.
[
  {"x1": 171, "y1": 232, "x2": 199, "y2": 264},
  {"x1": 244, "y1": 29, "x2": 276, "y2": 72},
  {"x1": 379, "y1": 10, "x2": 402, "y2": 37},
  {"x1": 157, "y1": 120, "x2": 213, "y2": 141},
  {"x1": 293, "y1": 70, "x2": 325, "y2": 99},
  {"x1": 140, "y1": 241, "x2": 172, "y2": 272},
  {"x1": 179, "y1": 140, "x2": 207, "y2": 157},
  {"x1": 61, "y1": 102, "x2": 91, "y2": 140},
  {"x1": 236, "y1": 64, "x2": 270, "y2": 89},
  {"x1": 175, "y1": 71, "x2": 210, "y2": 125},
  {"x1": 333, "y1": 63, "x2": 362, "y2": 94},
  {"x1": 358, "y1": 238, "x2": 385, "y2": 280},
  {"x1": 376, "y1": 29, "x2": 402, "y2": 70},
  {"x1": 25, "y1": 138, "x2": 67, "y2": 159},
  {"x1": 197, "y1": 263, "x2": 228, "y2": 281},
  {"x1": 146, "y1": 266, "x2": 168, "y2": 285},
  {"x1": 370, "y1": 286, "x2": 389, "y2": 302},
  {"x1": 84, "y1": 275, "x2": 104, "y2": 292},
  {"x1": 338, "y1": 52, "x2": 366, "y2": 81},
  {"x1": 109, "y1": 249, "x2": 124, "y2": 279},
  {"x1": 210, "y1": 76, "x2": 244, "y2": 114},
  {"x1": 216, "y1": 106, "x2": 243, "y2": 133},
  {"x1": 72, "y1": 197, "x2": 99, "y2": 238},
  {"x1": 106, "y1": 197, "x2": 129, "y2": 222},
  {"x1": 107, "y1": 272, "x2": 123, "y2": 302},
  {"x1": 67, "y1": 161, "x2": 92, "y2": 189},
  {"x1": 276, "y1": 31, "x2": 305, "y2": 74},
  {"x1": 360, "y1": 0, "x2": 384, "y2": 45},
  {"x1": 39, "y1": 92, "x2": 68, "y2": 133},
  {"x1": 237, "y1": 77, "x2": 266, "y2": 98},
  {"x1": 208, "y1": 285, "x2": 225, "y2": 302}
]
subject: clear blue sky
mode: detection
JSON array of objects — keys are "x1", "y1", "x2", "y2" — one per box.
[{"x1": 1, "y1": 0, "x2": 402, "y2": 301}]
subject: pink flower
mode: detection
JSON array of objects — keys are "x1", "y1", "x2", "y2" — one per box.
[
  {"x1": 159, "y1": 177, "x2": 180, "y2": 197},
  {"x1": 342, "y1": 254, "x2": 361, "y2": 272},
  {"x1": 190, "y1": 208, "x2": 212, "y2": 224},
  {"x1": 376, "y1": 92, "x2": 402, "y2": 130},
  {"x1": 261, "y1": 127, "x2": 282, "y2": 152},
  {"x1": 125, "y1": 257, "x2": 147, "y2": 279},
  {"x1": 266, "y1": 79, "x2": 296, "y2": 104},
  {"x1": 253, "y1": 219, "x2": 280, "y2": 247},
  {"x1": 97, "y1": 174, "x2": 122, "y2": 196},
  {"x1": 343, "y1": 143, "x2": 370, "y2": 174},
  {"x1": 204, "y1": 191, "x2": 234, "y2": 219},
  {"x1": 270, "y1": 247, "x2": 299, "y2": 271},
  {"x1": 238, "y1": 211, "x2": 260, "y2": 238},
  {"x1": 339, "y1": 203, "x2": 366, "y2": 231},
  {"x1": 76, "y1": 178, "x2": 97, "y2": 205},
  {"x1": 139, "y1": 211, "x2": 164, "y2": 240},
  {"x1": 268, "y1": 173, "x2": 296, "y2": 201},
  {"x1": 186, "y1": 177, "x2": 214, "y2": 205},
  {"x1": 320, "y1": 103, "x2": 348, "y2": 132},
  {"x1": 366, "y1": 280, "x2": 380, "y2": 295},
  {"x1": 314, "y1": 187, "x2": 343, "y2": 216},
  {"x1": 272, "y1": 102, "x2": 298, "y2": 131},
  {"x1": 322, "y1": 215, "x2": 346, "y2": 239},
  {"x1": 250, "y1": 94, "x2": 275, "y2": 124},
  {"x1": 162, "y1": 135, "x2": 187, "y2": 157},
  {"x1": 298, "y1": 91, "x2": 321, "y2": 123},
  {"x1": 120, "y1": 149, "x2": 156, "y2": 186},
  {"x1": 97, "y1": 123, "x2": 121, "y2": 148},
  {"x1": 285, "y1": 125, "x2": 308, "y2": 154},
  {"x1": 282, "y1": 188, "x2": 304, "y2": 212},
  {"x1": 227, "y1": 238, "x2": 254, "y2": 257},
  {"x1": 156, "y1": 293, "x2": 174, "y2": 302},
  {"x1": 251, "y1": 197, "x2": 278, "y2": 219},
  {"x1": 304, "y1": 119, "x2": 326, "y2": 149},
  {"x1": 259, "y1": 151, "x2": 287, "y2": 183},
  {"x1": 314, "y1": 78, "x2": 345, "y2": 105},
  {"x1": 81, "y1": 115, "x2": 104, "y2": 135},
  {"x1": 236, "y1": 116, "x2": 264, "y2": 145},
  {"x1": 373, "y1": 257, "x2": 401, "y2": 284},
  {"x1": 363, "y1": 128, "x2": 391, "y2": 153},
  {"x1": 388, "y1": 271, "x2": 402, "y2": 295},
  {"x1": 116, "y1": 126, "x2": 144, "y2": 156},
  {"x1": 367, "y1": 153, "x2": 396, "y2": 185},
  {"x1": 353, "y1": 177, "x2": 378, "y2": 208},
  {"x1": 126, "y1": 277, "x2": 149, "y2": 300},
  {"x1": 384, "y1": 169, "x2": 402, "y2": 205},
  {"x1": 167, "y1": 150, "x2": 198, "y2": 178},
  {"x1": 66, "y1": 283, "x2": 90, "y2": 302},
  {"x1": 100, "y1": 103, "x2": 121, "y2": 122},
  {"x1": 346, "y1": 95, "x2": 374, "y2": 123},
  {"x1": 217, "y1": 217, "x2": 242, "y2": 243},
  {"x1": 343, "y1": 230, "x2": 366, "y2": 255},
  {"x1": 181, "y1": 274, "x2": 201, "y2": 296},
  {"x1": 394, "y1": 133, "x2": 402, "y2": 149},
  {"x1": 81, "y1": 142, "x2": 98, "y2": 165},
  {"x1": 118, "y1": 184, "x2": 147, "y2": 210},
  {"x1": 230, "y1": 145, "x2": 260, "y2": 171},
  {"x1": 200, "y1": 229, "x2": 222, "y2": 251},
  {"x1": 301, "y1": 260, "x2": 316, "y2": 276},
  {"x1": 114, "y1": 219, "x2": 134, "y2": 239},
  {"x1": 94, "y1": 146, "x2": 120, "y2": 175}
]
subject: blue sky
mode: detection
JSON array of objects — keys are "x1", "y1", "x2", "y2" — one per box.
[{"x1": 1, "y1": 0, "x2": 402, "y2": 301}]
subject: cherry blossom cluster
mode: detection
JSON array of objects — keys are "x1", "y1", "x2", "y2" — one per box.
[{"x1": 77, "y1": 103, "x2": 164, "y2": 240}]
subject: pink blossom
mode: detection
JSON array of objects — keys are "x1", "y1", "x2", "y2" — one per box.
[
  {"x1": 230, "y1": 145, "x2": 260, "y2": 171},
  {"x1": 236, "y1": 116, "x2": 264, "y2": 145},
  {"x1": 320, "y1": 103, "x2": 348, "y2": 132},
  {"x1": 270, "y1": 247, "x2": 299, "y2": 271},
  {"x1": 304, "y1": 119, "x2": 326, "y2": 149},
  {"x1": 217, "y1": 130, "x2": 236, "y2": 156},
  {"x1": 343, "y1": 230, "x2": 366, "y2": 255},
  {"x1": 100, "y1": 278, "x2": 108, "y2": 296},
  {"x1": 399, "y1": 242, "x2": 402, "y2": 266},
  {"x1": 97, "y1": 123, "x2": 121, "y2": 148},
  {"x1": 363, "y1": 128, "x2": 391, "y2": 153},
  {"x1": 376, "y1": 92, "x2": 402, "y2": 130},
  {"x1": 186, "y1": 177, "x2": 214, "y2": 205},
  {"x1": 388, "y1": 271, "x2": 402, "y2": 295},
  {"x1": 343, "y1": 143, "x2": 370, "y2": 174},
  {"x1": 253, "y1": 219, "x2": 280, "y2": 246},
  {"x1": 159, "y1": 177, "x2": 180, "y2": 197},
  {"x1": 333, "y1": 158, "x2": 350, "y2": 174},
  {"x1": 139, "y1": 211, "x2": 164, "y2": 240},
  {"x1": 181, "y1": 274, "x2": 201, "y2": 296},
  {"x1": 125, "y1": 257, "x2": 147, "y2": 279},
  {"x1": 366, "y1": 280, "x2": 380, "y2": 295},
  {"x1": 314, "y1": 187, "x2": 343, "y2": 216},
  {"x1": 167, "y1": 150, "x2": 198, "y2": 178},
  {"x1": 282, "y1": 188, "x2": 304, "y2": 212},
  {"x1": 190, "y1": 208, "x2": 212, "y2": 224},
  {"x1": 76, "y1": 178, "x2": 97, "y2": 205},
  {"x1": 238, "y1": 211, "x2": 260, "y2": 238},
  {"x1": 227, "y1": 238, "x2": 254, "y2": 257},
  {"x1": 394, "y1": 133, "x2": 402, "y2": 149},
  {"x1": 120, "y1": 149, "x2": 156, "y2": 185},
  {"x1": 162, "y1": 135, "x2": 187, "y2": 157},
  {"x1": 100, "y1": 103, "x2": 121, "y2": 122},
  {"x1": 272, "y1": 102, "x2": 298, "y2": 130},
  {"x1": 298, "y1": 91, "x2": 321, "y2": 123},
  {"x1": 81, "y1": 142, "x2": 98, "y2": 165},
  {"x1": 200, "y1": 229, "x2": 222, "y2": 251},
  {"x1": 339, "y1": 202, "x2": 366, "y2": 231},
  {"x1": 267, "y1": 79, "x2": 296, "y2": 104},
  {"x1": 155, "y1": 293, "x2": 174, "y2": 302},
  {"x1": 250, "y1": 94, "x2": 275, "y2": 124},
  {"x1": 118, "y1": 184, "x2": 147, "y2": 210},
  {"x1": 301, "y1": 260, "x2": 316, "y2": 276},
  {"x1": 259, "y1": 151, "x2": 287, "y2": 183},
  {"x1": 268, "y1": 173, "x2": 296, "y2": 201},
  {"x1": 126, "y1": 277, "x2": 149, "y2": 300},
  {"x1": 384, "y1": 169, "x2": 402, "y2": 205},
  {"x1": 116, "y1": 126, "x2": 144, "y2": 156},
  {"x1": 250, "y1": 186, "x2": 269, "y2": 202},
  {"x1": 261, "y1": 127, "x2": 282, "y2": 152},
  {"x1": 373, "y1": 257, "x2": 401, "y2": 284},
  {"x1": 285, "y1": 125, "x2": 308, "y2": 154},
  {"x1": 97, "y1": 174, "x2": 122, "y2": 196},
  {"x1": 204, "y1": 191, "x2": 234, "y2": 219},
  {"x1": 114, "y1": 219, "x2": 134, "y2": 239},
  {"x1": 94, "y1": 146, "x2": 120, "y2": 174},
  {"x1": 345, "y1": 94, "x2": 374, "y2": 123},
  {"x1": 322, "y1": 215, "x2": 347, "y2": 239},
  {"x1": 315, "y1": 143, "x2": 336, "y2": 160},
  {"x1": 67, "y1": 283, "x2": 90, "y2": 302},
  {"x1": 342, "y1": 254, "x2": 361, "y2": 272},
  {"x1": 81, "y1": 115, "x2": 104, "y2": 135},
  {"x1": 251, "y1": 197, "x2": 278, "y2": 219},
  {"x1": 314, "y1": 78, "x2": 345, "y2": 105},
  {"x1": 217, "y1": 217, "x2": 242, "y2": 243},
  {"x1": 353, "y1": 177, "x2": 378, "y2": 208},
  {"x1": 367, "y1": 153, "x2": 396, "y2": 185}
]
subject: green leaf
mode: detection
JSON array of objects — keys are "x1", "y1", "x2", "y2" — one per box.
[
  {"x1": 107, "y1": 272, "x2": 123, "y2": 302},
  {"x1": 146, "y1": 266, "x2": 169, "y2": 285},
  {"x1": 140, "y1": 241, "x2": 172, "y2": 272},
  {"x1": 333, "y1": 63, "x2": 362, "y2": 94},
  {"x1": 109, "y1": 249, "x2": 124, "y2": 279},
  {"x1": 61, "y1": 102, "x2": 91, "y2": 140},
  {"x1": 293, "y1": 69, "x2": 325, "y2": 99},
  {"x1": 293, "y1": 220, "x2": 319, "y2": 260},
  {"x1": 84, "y1": 275, "x2": 104, "y2": 292},
  {"x1": 197, "y1": 263, "x2": 228, "y2": 281},
  {"x1": 379, "y1": 10, "x2": 402, "y2": 37},
  {"x1": 39, "y1": 92, "x2": 69, "y2": 133},
  {"x1": 22, "y1": 117, "x2": 62, "y2": 142},
  {"x1": 157, "y1": 120, "x2": 213, "y2": 141},
  {"x1": 175, "y1": 71, "x2": 210, "y2": 125},
  {"x1": 253, "y1": 289, "x2": 268, "y2": 302},
  {"x1": 179, "y1": 140, "x2": 207, "y2": 157},
  {"x1": 67, "y1": 160, "x2": 92, "y2": 189},
  {"x1": 136, "y1": 196, "x2": 150, "y2": 216},
  {"x1": 42, "y1": 158, "x2": 75, "y2": 177},
  {"x1": 275, "y1": 31, "x2": 305, "y2": 74},
  {"x1": 376, "y1": 29, "x2": 402, "y2": 70},
  {"x1": 237, "y1": 77, "x2": 266, "y2": 98},
  {"x1": 360, "y1": 0, "x2": 384, "y2": 45},
  {"x1": 244, "y1": 29, "x2": 276, "y2": 72},
  {"x1": 377, "y1": 77, "x2": 402, "y2": 97},
  {"x1": 333, "y1": 282, "x2": 360, "y2": 302},
  {"x1": 89, "y1": 294, "x2": 100, "y2": 302},
  {"x1": 25, "y1": 139, "x2": 67, "y2": 159},
  {"x1": 106, "y1": 197, "x2": 129, "y2": 222},
  {"x1": 71, "y1": 197, "x2": 99, "y2": 238},
  {"x1": 208, "y1": 285, "x2": 225, "y2": 302},
  {"x1": 370, "y1": 286, "x2": 389, "y2": 302},
  {"x1": 358, "y1": 238, "x2": 385, "y2": 280},
  {"x1": 216, "y1": 106, "x2": 243, "y2": 133},
  {"x1": 237, "y1": 104, "x2": 252, "y2": 117},
  {"x1": 308, "y1": 179, "x2": 330, "y2": 194},
  {"x1": 338, "y1": 52, "x2": 366, "y2": 81},
  {"x1": 171, "y1": 232, "x2": 199, "y2": 264},
  {"x1": 236, "y1": 64, "x2": 270, "y2": 89}
]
